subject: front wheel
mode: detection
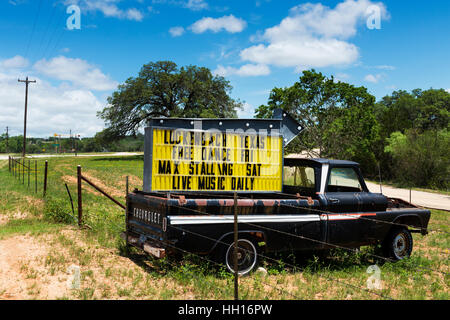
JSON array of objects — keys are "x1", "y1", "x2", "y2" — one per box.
[
  {"x1": 382, "y1": 228, "x2": 413, "y2": 260},
  {"x1": 223, "y1": 239, "x2": 258, "y2": 276}
]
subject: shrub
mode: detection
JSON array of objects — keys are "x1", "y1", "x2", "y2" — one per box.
[
  {"x1": 43, "y1": 196, "x2": 75, "y2": 224},
  {"x1": 385, "y1": 129, "x2": 449, "y2": 189}
]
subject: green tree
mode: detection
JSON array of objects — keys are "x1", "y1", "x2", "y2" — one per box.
[
  {"x1": 385, "y1": 129, "x2": 449, "y2": 189},
  {"x1": 98, "y1": 61, "x2": 241, "y2": 140},
  {"x1": 375, "y1": 88, "x2": 450, "y2": 139},
  {"x1": 374, "y1": 88, "x2": 450, "y2": 181},
  {"x1": 256, "y1": 70, "x2": 380, "y2": 173}
]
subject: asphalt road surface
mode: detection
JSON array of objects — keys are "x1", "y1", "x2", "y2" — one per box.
[{"x1": 366, "y1": 181, "x2": 450, "y2": 211}]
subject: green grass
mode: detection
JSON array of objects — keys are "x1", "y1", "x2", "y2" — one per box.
[
  {"x1": 0, "y1": 218, "x2": 62, "y2": 239},
  {"x1": 0, "y1": 154, "x2": 448, "y2": 300}
]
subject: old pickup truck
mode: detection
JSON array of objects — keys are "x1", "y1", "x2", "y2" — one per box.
[{"x1": 123, "y1": 111, "x2": 431, "y2": 275}]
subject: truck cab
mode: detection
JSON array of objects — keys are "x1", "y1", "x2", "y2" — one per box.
[{"x1": 283, "y1": 157, "x2": 388, "y2": 213}]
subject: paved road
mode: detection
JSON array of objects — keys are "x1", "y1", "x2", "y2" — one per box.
[{"x1": 366, "y1": 181, "x2": 450, "y2": 211}]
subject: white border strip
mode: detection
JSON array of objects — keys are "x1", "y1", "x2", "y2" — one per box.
[{"x1": 168, "y1": 214, "x2": 321, "y2": 225}]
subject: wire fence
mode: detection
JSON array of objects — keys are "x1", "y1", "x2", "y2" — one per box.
[
  {"x1": 8, "y1": 156, "x2": 48, "y2": 196},
  {"x1": 4, "y1": 158, "x2": 447, "y2": 300}
]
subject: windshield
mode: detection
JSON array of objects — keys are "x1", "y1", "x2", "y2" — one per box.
[{"x1": 327, "y1": 167, "x2": 362, "y2": 192}]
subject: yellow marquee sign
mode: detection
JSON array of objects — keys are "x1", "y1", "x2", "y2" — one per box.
[{"x1": 151, "y1": 129, "x2": 283, "y2": 192}]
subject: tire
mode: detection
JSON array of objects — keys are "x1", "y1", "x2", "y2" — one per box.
[
  {"x1": 382, "y1": 228, "x2": 413, "y2": 260},
  {"x1": 222, "y1": 238, "x2": 258, "y2": 276}
]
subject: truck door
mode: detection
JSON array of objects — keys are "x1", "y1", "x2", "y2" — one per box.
[
  {"x1": 283, "y1": 164, "x2": 325, "y2": 251},
  {"x1": 324, "y1": 166, "x2": 365, "y2": 247}
]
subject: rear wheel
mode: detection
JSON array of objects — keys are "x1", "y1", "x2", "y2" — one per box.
[
  {"x1": 223, "y1": 238, "x2": 258, "y2": 276},
  {"x1": 382, "y1": 228, "x2": 413, "y2": 260}
]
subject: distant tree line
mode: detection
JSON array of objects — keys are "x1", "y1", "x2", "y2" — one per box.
[{"x1": 0, "y1": 134, "x2": 144, "y2": 154}]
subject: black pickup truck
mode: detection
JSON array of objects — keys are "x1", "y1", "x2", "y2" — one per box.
[{"x1": 123, "y1": 156, "x2": 431, "y2": 275}]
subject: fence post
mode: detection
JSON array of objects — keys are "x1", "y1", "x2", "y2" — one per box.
[
  {"x1": 8, "y1": 156, "x2": 10, "y2": 172},
  {"x1": 233, "y1": 192, "x2": 239, "y2": 301},
  {"x1": 125, "y1": 175, "x2": 129, "y2": 247},
  {"x1": 35, "y1": 160, "x2": 37, "y2": 194},
  {"x1": 43, "y1": 160, "x2": 48, "y2": 197},
  {"x1": 22, "y1": 158, "x2": 25, "y2": 184},
  {"x1": 77, "y1": 165, "x2": 82, "y2": 228},
  {"x1": 28, "y1": 159, "x2": 30, "y2": 188}
]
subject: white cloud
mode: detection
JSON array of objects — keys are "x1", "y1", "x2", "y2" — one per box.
[
  {"x1": 237, "y1": 102, "x2": 256, "y2": 118},
  {"x1": 125, "y1": 8, "x2": 144, "y2": 21},
  {"x1": 151, "y1": 0, "x2": 208, "y2": 11},
  {"x1": 240, "y1": 0, "x2": 388, "y2": 70},
  {"x1": 0, "y1": 72, "x2": 105, "y2": 137},
  {"x1": 184, "y1": 0, "x2": 208, "y2": 11},
  {"x1": 374, "y1": 65, "x2": 395, "y2": 70},
  {"x1": 364, "y1": 73, "x2": 383, "y2": 83},
  {"x1": 33, "y1": 56, "x2": 118, "y2": 91},
  {"x1": 190, "y1": 15, "x2": 247, "y2": 34},
  {"x1": 67, "y1": 0, "x2": 145, "y2": 21},
  {"x1": 241, "y1": 40, "x2": 359, "y2": 69},
  {"x1": 446, "y1": 89, "x2": 450, "y2": 93},
  {"x1": 214, "y1": 64, "x2": 270, "y2": 77},
  {"x1": 169, "y1": 26, "x2": 185, "y2": 37},
  {"x1": 335, "y1": 73, "x2": 350, "y2": 81},
  {"x1": 0, "y1": 55, "x2": 29, "y2": 69},
  {"x1": 0, "y1": 54, "x2": 121, "y2": 137}
]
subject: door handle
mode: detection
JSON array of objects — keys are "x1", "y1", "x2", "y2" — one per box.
[{"x1": 329, "y1": 198, "x2": 340, "y2": 204}]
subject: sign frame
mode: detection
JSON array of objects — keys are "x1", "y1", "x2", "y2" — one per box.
[{"x1": 142, "y1": 109, "x2": 303, "y2": 194}]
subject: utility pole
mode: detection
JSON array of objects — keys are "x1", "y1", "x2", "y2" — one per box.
[
  {"x1": 70, "y1": 129, "x2": 74, "y2": 153},
  {"x1": 18, "y1": 77, "x2": 36, "y2": 157},
  {"x1": 5, "y1": 126, "x2": 8, "y2": 154}
]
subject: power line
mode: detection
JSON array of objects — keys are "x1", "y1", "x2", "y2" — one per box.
[
  {"x1": 42, "y1": 4, "x2": 68, "y2": 60},
  {"x1": 34, "y1": 0, "x2": 58, "y2": 62},
  {"x1": 24, "y1": 0, "x2": 44, "y2": 60}
]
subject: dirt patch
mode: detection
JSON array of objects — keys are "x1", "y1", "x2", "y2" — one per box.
[
  {"x1": 83, "y1": 171, "x2": 124, "y2": 198},
  {"x1": 0, "y1": 234, "x2": 68, "y2": 299},
  {"x1": 62, "y1": 172, "x2": 124, "y2": 199},
  {"x1": 0, "y1": 211, "x2": 32, "y2": 226},
  {"x1": 25, "y1": 196, "x2": 44, "y2": 209},
  {"x1": 0, "y1": 228, "x2": 193, "y2": 300}
]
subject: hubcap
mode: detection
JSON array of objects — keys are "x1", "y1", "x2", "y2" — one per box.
[
  {"x1": 226, "y1": 239, "x2": 257, "y2": 275},
  {"x1": 393, "y1": 234, "x2": 407, "y2": 259}
]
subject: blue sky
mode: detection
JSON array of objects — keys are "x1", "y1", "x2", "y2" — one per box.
[{"x1": 1, "y1": 0, "x2": 449, "y2": 137}]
